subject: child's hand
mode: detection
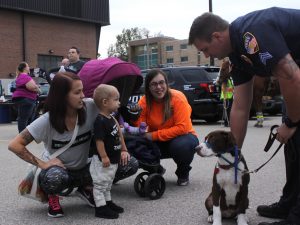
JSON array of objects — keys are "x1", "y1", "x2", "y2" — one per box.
[
  {"x1": 128, "y1": 104, "x2": 142, "y2": 112},
  {"x1": 144, "y1": 132, "x2": 152, "y2": 141},
  {"x1": 101, "y1": 156, "x2": 110, "y2": 167},
  {"x1": 120, "y1": 151, "x2": 130, "y2": 166}
]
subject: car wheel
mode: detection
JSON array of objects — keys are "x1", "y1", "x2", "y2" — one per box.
[{"x1": 204, "y1": 116, "x2": 221, "y2": 123}]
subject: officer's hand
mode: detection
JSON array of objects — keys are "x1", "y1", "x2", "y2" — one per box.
[{"x1": 276, "y1": 123, "x2": 297, "y2": 143}]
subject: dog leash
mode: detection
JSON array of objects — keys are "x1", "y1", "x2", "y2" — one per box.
[{"x1": 245, "y1": 125, "x2": 283, "y2": 174}]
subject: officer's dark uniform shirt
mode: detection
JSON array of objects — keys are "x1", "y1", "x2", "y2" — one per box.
[
  {"x1": 229, "y1": 7, "x2": 300, "y2": 85},
  {"x1": 93, "y1": 114, "x2": 121, "y2": 164}
]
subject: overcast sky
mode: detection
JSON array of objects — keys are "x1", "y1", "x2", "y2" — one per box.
[{"x1": 98, "y1": 0, "x2": 299, "y2": 58}]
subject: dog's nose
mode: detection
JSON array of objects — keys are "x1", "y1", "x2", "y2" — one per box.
[{"x1": 195, "y1": 145, "x2": 202, "y2": 155}]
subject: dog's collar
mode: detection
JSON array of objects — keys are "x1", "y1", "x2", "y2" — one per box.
[{"x1": 217, "y1": 163, "x2": 233, "y2": 170}]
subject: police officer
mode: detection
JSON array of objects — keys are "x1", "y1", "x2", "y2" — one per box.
[{"x1": 189, "y1": 7, "x2": 300, "y2": 225}]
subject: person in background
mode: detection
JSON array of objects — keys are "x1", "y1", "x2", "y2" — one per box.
[
  {"x1": 188, "y1": 7, "x2": 300, "y2": 225},
  {"x1": 134, "y1": 69, "x2": 199, "y2": 186},
  {"x1": 12, "y1": 62, "x2": 40, "y2": 133},
  {"x1": 218, "y1": 59, "x2": 234, "y2": 127},
  {"x1": 61, "y1": 58, "x2": 70, "y2": 67},
  {"x1": 252, "y1": 76, "x2": 269, "y2": 128},
  {"x1": 67, "y1": 46, "x2": 86, "y2": 73},
  {"x1": 91, "y1": 84, "x2": 129, "y2": 219},
  {"x1": 8, "y1": 72, "x2": 98, "y2": 218}
]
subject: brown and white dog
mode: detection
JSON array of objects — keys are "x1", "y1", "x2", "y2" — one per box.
[{"x1": 196, "y1": 130, "x2": 250, "y2": 225}]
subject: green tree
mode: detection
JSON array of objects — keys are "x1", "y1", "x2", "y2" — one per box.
[{"x1": 107, "y1": 27, "x2": 149, "y2": 61}]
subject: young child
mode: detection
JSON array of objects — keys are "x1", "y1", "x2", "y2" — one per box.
[{"x1": 91, "y1": 84, "x2": 130, "y2": 219}]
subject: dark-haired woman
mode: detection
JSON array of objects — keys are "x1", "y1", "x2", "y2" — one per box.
[
  {"x1": 134, "y1": 69, "x2": 199, "y2": 186},
  {"x1": 8, "y1": 72, "x2": 99, "y2": 217},
  {"x1": 12, "y1": 62, "x2": 40, "y2": 132}
]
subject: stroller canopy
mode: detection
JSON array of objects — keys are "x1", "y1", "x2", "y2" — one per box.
[{"x1": 79, "y1": 57, "x2": 143, "y2": 106}]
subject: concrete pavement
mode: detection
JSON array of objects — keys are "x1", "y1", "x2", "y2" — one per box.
[{"x1": 0, "y1": 117, "x2": 285, "y2": 225}]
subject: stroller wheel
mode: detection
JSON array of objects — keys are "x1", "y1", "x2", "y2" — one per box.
[
  {"x1": 59, "y1": 187, "x2": 74, "y2": 196},
  {"x1": 134, "y1": 172, "x2": 150, "y2": 197},
  {"x1": 144, "y1": 173, "x2": 166, "y2": 200}
]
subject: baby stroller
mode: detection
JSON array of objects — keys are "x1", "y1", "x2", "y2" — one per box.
[{"x1": 79, "y1": 57, "x2": 166, "y2": 200}]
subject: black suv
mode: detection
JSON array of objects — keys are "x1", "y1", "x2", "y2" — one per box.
[{"x1": 129, "y1": 66, "x2": 223, "y2": 123}]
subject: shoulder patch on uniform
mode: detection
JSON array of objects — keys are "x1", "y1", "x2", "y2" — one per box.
[{"x1": 243, "y1": 32, "x2": 259, "y2": 54}]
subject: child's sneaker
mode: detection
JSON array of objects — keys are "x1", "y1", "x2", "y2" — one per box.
[
  {"x1": 106, "y1": 201, "x2": 124, "y2": 213},
  {"x1": 95, "y1": 205, "x2": 119, "y2": 219},
  {"x1": 48, "y1": 195, "x2": 64, "y2": 218}
]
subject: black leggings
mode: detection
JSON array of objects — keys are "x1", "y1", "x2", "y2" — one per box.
[{"x1": 39, "y1": 164, "x2": 92, "y2": 195}]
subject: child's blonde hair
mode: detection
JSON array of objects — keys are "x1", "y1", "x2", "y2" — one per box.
[{"x1": 93, "y1": 84, "x2": 118, "y2": 109}]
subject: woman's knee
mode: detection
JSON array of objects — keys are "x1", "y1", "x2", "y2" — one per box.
[
  {"x1": 39, "y1": 166, "x2": 70, "y2": 194},
  {"x1": 170, "y1": 134, "x2": 199, "y2": 153}
]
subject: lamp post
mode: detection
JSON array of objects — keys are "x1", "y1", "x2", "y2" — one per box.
[{"x1": 209, "y1": 0, "x2": 214, "y2": 66}]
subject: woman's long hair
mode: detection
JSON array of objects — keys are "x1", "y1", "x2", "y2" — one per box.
[
  {"x1": 145, "y1": 69, "x2": 172, "y2": 123},
  {"x1": 44, "y1": 72, "x2": 86, "y2": 133},
  {"x1": 16, "y1": 62, "x2": 28, "y2": 76}
]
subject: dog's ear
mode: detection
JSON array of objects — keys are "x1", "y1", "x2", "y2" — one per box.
[{"x1": 207, "y1": 131, "x2": 227, "y2": 152}]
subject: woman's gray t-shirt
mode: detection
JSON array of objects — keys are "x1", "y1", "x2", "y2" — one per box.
[{"x1": 27, "y1": 98, "x2": 98, "y2": 170}]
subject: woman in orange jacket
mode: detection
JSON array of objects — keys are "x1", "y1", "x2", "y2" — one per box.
[{"x1": 134, "y1": 69, "x2": 199, "y2": 186}]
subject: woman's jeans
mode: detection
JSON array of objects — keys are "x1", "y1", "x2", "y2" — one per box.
[
  {"x1": 155, "y1": 133, "x2": 199, "y2": 179},
  {"x1": 14, "y1": 98, "x2": 36, "y2": 133}
]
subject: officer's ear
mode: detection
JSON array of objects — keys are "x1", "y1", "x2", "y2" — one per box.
[
  {"x1": 211, "y1": 32, "x2": 221, "y2": 39},
  {"x1": 211, "y1": 32, "x2": 226, "y2": 43}
]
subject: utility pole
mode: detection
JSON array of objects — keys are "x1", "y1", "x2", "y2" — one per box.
[
  {"x1": 146, "y1": 33, "x2": 150, "y2": 69},
  {"x1": 209, "y1": 0, "x2": 214, "y2": 66}
]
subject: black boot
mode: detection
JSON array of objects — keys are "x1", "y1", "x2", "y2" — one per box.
[
  {"x1": 257, "y1": 202, "x2": 289, "y2": 219},
  {"x1": 95, "y1": 205, "x2": 119, "y2": 219},
  {"x1": 106, "y1": 201, "x2": 124, "y2": 213}
]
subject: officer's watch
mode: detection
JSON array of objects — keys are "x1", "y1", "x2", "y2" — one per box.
[{"x1": 284, "y1": 117, "x2": 300, "y2": 128}]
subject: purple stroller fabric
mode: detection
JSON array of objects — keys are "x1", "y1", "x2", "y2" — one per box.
[{"x1": 78, "y1": 57, "x2": 142, "y2": 101}]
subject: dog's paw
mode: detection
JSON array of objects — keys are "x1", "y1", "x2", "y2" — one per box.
[
  {"x1": 237, "y1": 213, "x2": 248, "y2": 225},
  {"x1": 212, "y1": 221, "x2": 222, "y2": 225},
  {"x1": 207, "y1": 215, "x2": 213, "y2": 223}
]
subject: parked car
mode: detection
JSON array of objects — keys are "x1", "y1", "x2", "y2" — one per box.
[{"x1": 129, "y1": 66, "x2": 223, "y2": 123}]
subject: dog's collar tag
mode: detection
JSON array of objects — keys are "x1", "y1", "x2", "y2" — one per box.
[{"x1": 214, "y1": 166, "x2": 220, "y2": 174}]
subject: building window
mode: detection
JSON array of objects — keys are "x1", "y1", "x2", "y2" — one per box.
[
  {"x1": 180, "y1": 44, "x2": 188, "y2": 49},
  {"x1": 151, "y1": 48, "x2": 158, "y2": 54},
  {"x1": 181, "y1": 56, "x2": 188, "y2": 62},
  {"x1": 166, "y1": 45, "x2": 173, "y2": 51},
  {"x1": 37, "y1": 55, "x2": 63, "y2": 72},
  {"x1": 167, "y1": 58, "x2": 174, "y2": 64}
]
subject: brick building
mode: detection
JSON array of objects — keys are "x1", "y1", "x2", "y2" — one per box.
[
  {"x1": 0, "y1": 0, "x2": 110, "y2": 79},
  {"x1": 128, "y1": 36, "x2": 221, "y2": 69}
]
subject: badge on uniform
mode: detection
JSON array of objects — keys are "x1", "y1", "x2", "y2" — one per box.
[
  {"x1": 243, "y1": 32, "x2": 259, "y2": 54},
  {"x1": 241, "y1": 55, "x2": 253, "y2": 66}
]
